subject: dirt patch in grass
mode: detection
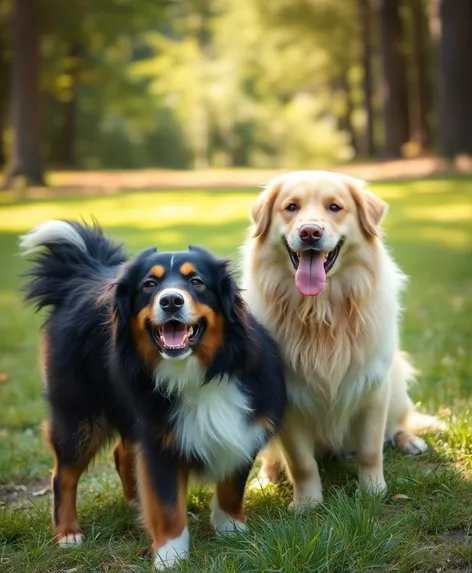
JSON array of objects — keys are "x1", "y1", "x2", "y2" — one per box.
[{"x1": 0, "y1": 477, "x2": 50, "y2": 506}]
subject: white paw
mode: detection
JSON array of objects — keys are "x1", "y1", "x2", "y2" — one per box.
[
  {"x1": 356, "y1": 480, "x2": 387, "y2": 498},
  {"x1": 289, "y1": 494, "x2": 323, "y2": 512},
  {"x1": 400, "y1": 436, "x2": 428, "y2": 455},
  {"x1": 247, "y1": 474, "x2": 274, "y2": 491},
  {"x1": 210, "y1": 495, "x2": 246, "y2": 535},
  {"x1": 154, "y1": 527, "x2": 189, "y2": 570},
  {"x1": 58, "y1": 532, "x2": 85, "y2": 547}
]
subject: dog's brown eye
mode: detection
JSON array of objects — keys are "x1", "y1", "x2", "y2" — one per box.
[
  {"x1": 285, "y1": 203, "x2": 299, "y2": 212},
  {"x1": 328, "y1": 203, "x2": 342, "y2": 212},
  {"x1": 190, "y1": 277, "x2": 204, "y2": 288},
  {"x1": 143, "y1": 278, "x2": 157, "y2": 291}
]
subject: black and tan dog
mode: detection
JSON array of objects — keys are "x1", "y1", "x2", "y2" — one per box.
[{"x1": 20, "y1": 220, "x2": 286, "y2": 569}]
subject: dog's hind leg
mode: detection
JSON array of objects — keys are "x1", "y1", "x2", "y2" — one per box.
[
  {"x1": 385, "y1": 352, "x2": 436, "y2": 455},
  {"x1": 113, "y1": 439, "x2": 138, "y2": 506},
  {"x1": 45, "y1": 417, "x2": 107, "y2": 546}
]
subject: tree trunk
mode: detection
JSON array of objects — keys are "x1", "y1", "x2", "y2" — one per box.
[
  {"x1": 2, "y1": 0, "x2": 44, "y2": 188},
  {"x1": 0, "y1": 49, "x2": 8, "y2": 168},
  {"x1": 358, "y1": 0, "x2": 375, "y2": 156},
  {"x1": 335, "y1": 71, "x2": 358, "y2": 155},
  {"x1": 437, "y1": 0, "x2": 472, "y2": 157},
  {"x1": 58, "y1": 42, "x2": 79, "y2": 168},
  {"x1": 411, "y1": 0, "x2": 433, "y2": 151},
  {"x1": 378, "y1": 0, "x2": 410, "y2": 157}
]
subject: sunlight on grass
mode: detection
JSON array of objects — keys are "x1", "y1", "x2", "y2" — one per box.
[
  {"x1": 0, "y1": 191, "x2": 254, "y2": 233},
  {"x1": 1, "y1": 178, "x2": 471, "y2": 573},
  {"x1": 408, "y1": 227, "x2": 471, "y2": 248}
]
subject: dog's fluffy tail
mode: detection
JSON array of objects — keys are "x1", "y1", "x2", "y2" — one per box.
[{"x1": 19, "y1": 219, "x2": 126, "y2": 311}]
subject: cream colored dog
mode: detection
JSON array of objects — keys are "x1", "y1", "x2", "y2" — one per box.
[{"x1": 241, "y1": 170, "x2": 435, "y2": 509}]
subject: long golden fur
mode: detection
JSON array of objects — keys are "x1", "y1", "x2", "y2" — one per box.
[{"x1": 241, "y1": 170, "x2": 437, "y2": 508}]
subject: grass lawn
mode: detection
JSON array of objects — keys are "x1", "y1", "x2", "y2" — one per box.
[{"x1": 0, "y1": 177, "x2": 471, "y2": 572}]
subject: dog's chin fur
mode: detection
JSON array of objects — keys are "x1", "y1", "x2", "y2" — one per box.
[{"x1": 242, "y1": 232, "x2": 405, "y2": 398}]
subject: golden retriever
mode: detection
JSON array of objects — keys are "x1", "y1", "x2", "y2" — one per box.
[{"x1": 241, "y1": 170, "x2": 435, "y2": 509}]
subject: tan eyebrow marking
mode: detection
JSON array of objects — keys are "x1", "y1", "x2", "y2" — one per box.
[
  {"x1": 150, "y1": 265, "x2": 165, "y2": 278},
  {"x1": 180, "y1": 262, "x2": 196, "y2": 276}
]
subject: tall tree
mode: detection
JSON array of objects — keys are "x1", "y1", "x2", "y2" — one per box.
[
  {"x1": 0, "y1": 38, "x2": 9, "y2": 168},
  {"x1": 2, "y1": 0, "x2": 44, "y2": 188},
  {"x1": 410, "y1": 0, "x2": 433, "y2": 151},
  {"x1": 358, "y1": 0, "x2": 375, "y2": 156},
  {"x1": 378, "y1": 0, "x2": 410, "y2": 157},
  {"x1": 58, "y1": 42, "x2": 80, "y2": 167},
  {"x1": 437, "y1": 0, "x2": 472, "y2": 157}
]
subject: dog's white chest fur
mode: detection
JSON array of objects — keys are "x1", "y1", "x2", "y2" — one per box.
[{"x1": 154, "y1": 357, "x2": 266, "y2": 479}]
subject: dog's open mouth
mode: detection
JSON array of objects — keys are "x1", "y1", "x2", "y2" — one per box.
[
  {"x1": 148, "y1": 319, "x2": 205, "y2": 358},
  {"x1": 283, "y1": 237, "x2": 344, "y2": 297}
]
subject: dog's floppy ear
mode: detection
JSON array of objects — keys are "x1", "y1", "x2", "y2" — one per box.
[
  {"x1": 111, "y1": 247, "x2": 157, "y2": 337},
  {"x1": 251, "y1": 179, "x2": 283, "y2": 238},
  {"x1": 346, "y1": 177, "x2": 388, "y2": 238},
  {"x1": 217, "y1": 259, "x2": 248, "y2": 331}
]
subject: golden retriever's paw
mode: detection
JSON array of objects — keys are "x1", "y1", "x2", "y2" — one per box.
[
  {"x1": 394, "y1": 430, "x2": 428, "y2": 455},
  {"x1": 289, "y1": 493, "x2": 323, "y2": 512},
  {"x1": 356, "y1": 480, "x2": 387, "y2": 499},
  {"x1": 57, "y1": 530, "x2": 85, "y2": 547},
  {"x1": 401, "y1": 436, "x2": 428, "y2": 455},
  {"x1": 247, "y1": 466, "x2": 281, "y2": 491}
]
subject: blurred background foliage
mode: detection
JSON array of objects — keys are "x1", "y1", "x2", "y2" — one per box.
[{"x1": 0, "y1": 0, "x2": 471, "y2": 184}]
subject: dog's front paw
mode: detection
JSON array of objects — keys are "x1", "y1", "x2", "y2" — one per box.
[
  {"x1": 154, "y1": 528, "x2": 189, "y2": 570},
  {"x1": 210, "y1": 495, "x2": 246, "y2": 535},
  {"x1": 247, "y1": 465, "x2": 281, "y2": 492},
  {"x1": 356, "y1": 480, "x2": 387, "y2": 499},
  {"x1": 289, "y1": 492, "x2": 323, "y2": 512},
  {"x1": 57, "y1": 530, "x2": 85, "y2": 547}
]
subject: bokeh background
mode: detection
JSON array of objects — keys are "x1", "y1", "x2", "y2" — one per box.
[
  {"x1": 0, "y1": 1, "x2": 471, "y2": 572},
  {"x1": 0, "y1": 0, "x2": 472, "y2": 181}
]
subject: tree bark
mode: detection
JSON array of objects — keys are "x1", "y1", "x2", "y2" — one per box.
[
  {"x1": 2, "y1": 0, "x2": 44, "y2": 188},
  {"x1": 335, "y1": 71, "x2": 358, "y2": 155},
  {"x1": 358, "y1": 0, "x2": 375, "y2": 156},
  {"x1": 378, "y1": 0, "x2": 410, "y2": 157},
  {"x1": 437, "y1": 0, "x2": 472, "y2": 157},
  {"x1": 58, "y1": 42, "x2": 79, "y2": 168},
  {"x1": 411, "y1": 0, "x2": 433, "y2": 151},
  {"x1": 0, "y1": 47, "x2": 8, "y2": 168}
]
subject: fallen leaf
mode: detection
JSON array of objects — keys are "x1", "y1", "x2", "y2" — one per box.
[
  {"x1": 0, "y1": 373, "x2": 8, "y2": 384},
  {"x1": 391, "y1": 493, "x2": 410, "y2": 500},
  {"x1": 32, "y1": 487, "x2": 50, "y2": 497}
]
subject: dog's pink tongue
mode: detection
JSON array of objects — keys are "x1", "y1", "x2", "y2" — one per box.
[
  {"x1": 295, "y1": 251, "x2": 326, "y2": 296},
  {"x1": 161, "y1": 322, "x2": 187, "y2": 347}
]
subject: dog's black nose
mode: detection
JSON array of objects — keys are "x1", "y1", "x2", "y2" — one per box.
[
  {"x1": 299, "y1": 224, "x2": 323, "y2": 245},
  {"x1": 159, "y1": 291, "x2": 185, "y2": 312}
]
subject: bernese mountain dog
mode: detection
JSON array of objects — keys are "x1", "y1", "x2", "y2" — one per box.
[{"x1": 20, "y1": 220, "x2": 286, "y2": 570}]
